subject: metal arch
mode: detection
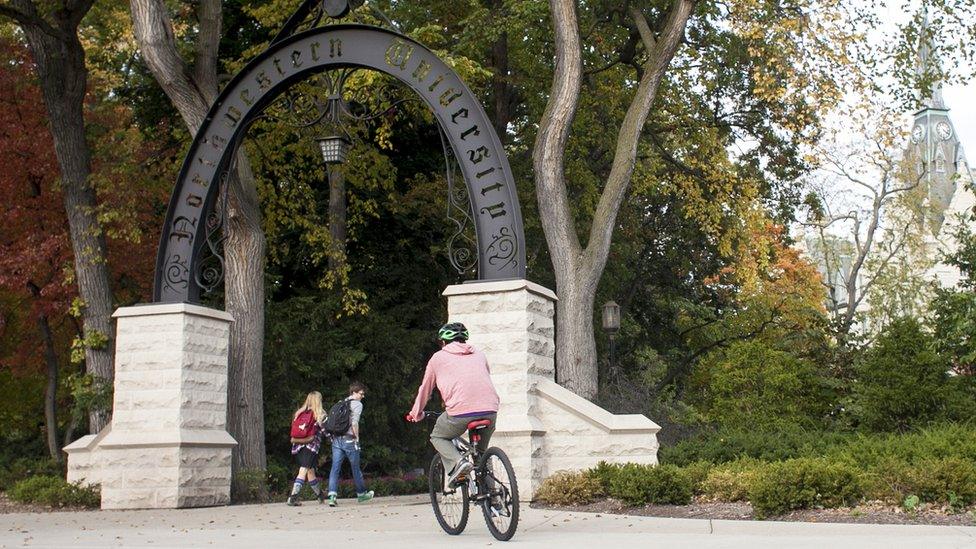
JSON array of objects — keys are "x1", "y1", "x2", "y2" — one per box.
[{"x1": 153, "y1": 24, "x2": 526, "y2": 303}]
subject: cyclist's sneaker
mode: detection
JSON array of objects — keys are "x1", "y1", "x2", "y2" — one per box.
[
  {"x1": 447, "y1": 460, "x2": 473, "y2": 486},
  {"x1": 286, "y1": 494, "x2": 301, "y2": 507},
  {"x1": 357, "y1": 490, "x2": 374, "y2": 503},
  {"x1": 327, "y1": 493, "x2": 337, "y2": 507}
]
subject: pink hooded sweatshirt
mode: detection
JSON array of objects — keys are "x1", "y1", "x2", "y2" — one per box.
[{"x1": 409, "y1": 342, "x2": 500, "y2": 417}]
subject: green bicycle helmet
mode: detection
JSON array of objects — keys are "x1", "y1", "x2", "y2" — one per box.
[{"x1": 438, "y1": 322, "x2": 470, "y2": 342}]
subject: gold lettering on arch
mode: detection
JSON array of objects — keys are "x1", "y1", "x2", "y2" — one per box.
[{"x1": 385, "y1": 39, "x2": 413, "y2": 70}]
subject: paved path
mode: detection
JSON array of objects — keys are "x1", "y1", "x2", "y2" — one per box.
[{"x1": 1, "y1": 495, "x2": 974, "y2": 548}]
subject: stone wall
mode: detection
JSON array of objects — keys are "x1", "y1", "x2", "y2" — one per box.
[
  {"x1": 444, "y1": 280, "x2": 659, "y2": 498},
  {"x1": 65, "y1": 303, "x2": 237, "y2": 509}
]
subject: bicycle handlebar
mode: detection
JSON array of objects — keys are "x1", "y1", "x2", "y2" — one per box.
[{"x1": 403, "y1": 410, "x2": 442, "y2": 422}]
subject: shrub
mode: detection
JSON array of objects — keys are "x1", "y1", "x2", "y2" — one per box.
[
  {"x1": 660, "y1": 427, "x2": 851, "y2": 466},
  {"x1": 534, "y1": 470, "x2": 604, "y2": 505},
  {"x1": 234, "y1": 469, "x2": 269, "y2": 503},
  {"x1": 749, "y1": 459, "x2": 862, "y2": 518},
  {"x1": 8, "y1": 475, "x2": 99, "y2": 508},
  {"x1": 606, "y1": 463, "x2": 692, "y2": 506},
  {"x1": 701, "y1": 459, "x2": 766, "y2": 502},
  {"x1": 689, "y1": 340, "x2": 832, "y2": 430},
  {"x1": 681, "y1": 461, "x2": 712, "y2": 495},
  {"x1": 590, "y1": 461, "x2": 620, "y2": 493},
  {"x1": 908, "y1": 458, "x2": 976, "y2": 505},
  {"x1": 0, "y1": 458, "x2": 62, "y2": 491},
  {"x1": 852, "y1": 318, "x2": 954, "y2": 432}
]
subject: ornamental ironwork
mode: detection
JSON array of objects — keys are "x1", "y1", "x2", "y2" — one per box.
[{"x1": 153, "y1": 0, "x2": 525, "y2": 303}]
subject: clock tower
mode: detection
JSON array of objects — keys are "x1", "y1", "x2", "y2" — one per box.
[
  {"x1": 909, "y1": 14, "x2": 975, "y2": 289},
  {"x1": 909, "y1": 15, "x2": 969, "y2": 236}
]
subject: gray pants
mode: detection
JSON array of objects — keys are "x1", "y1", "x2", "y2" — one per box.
[{"x1": 430, "y1": 412, "x2": 496, "y2": 472}]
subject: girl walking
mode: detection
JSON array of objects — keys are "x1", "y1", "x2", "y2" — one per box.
[{"x1": 287, "y1": 391, "x2": 327, "y2": 506}]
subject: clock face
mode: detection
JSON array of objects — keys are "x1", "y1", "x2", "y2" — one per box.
[
  {"x1": 911, "y1": 124, "x2": 925, "y2": 143},
  {"x1": 936, "y1": 121, "x2": 952, "y2": 140}
]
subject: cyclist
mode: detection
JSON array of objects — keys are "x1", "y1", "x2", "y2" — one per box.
[{"x1": 406, "y1": 322, "x2": 500, "y2": 485}]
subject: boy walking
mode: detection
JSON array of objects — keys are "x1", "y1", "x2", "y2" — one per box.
[{"x1": 326, "y1": 381, "x2": 374, "y2": 506}]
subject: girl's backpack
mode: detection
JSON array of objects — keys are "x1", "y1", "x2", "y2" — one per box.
[{"x1": 290, "y1": 408, "x2": 317, "y2": 439}]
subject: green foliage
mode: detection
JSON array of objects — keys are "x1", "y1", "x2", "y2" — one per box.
[
  {"x1": 8, "y1": 475, "x2": 100, "y2": 508},
  {"x1": 0, "y1": 458, "x2": 62, "y2": 491},
  {"x1": 234, "y1": 468, "x2": 270, "y2": 503},
  {"x1": 601, "y1": 463, "x2": 693, "y2": 506},
  {"x1": 907, "y1": 458, "x2": 976, "y2": 506},
  {"x1": 590, "y1": 461, "x2": 619, "y2": 493},
  {"x1": 534, "y1": 470, "x2": 604, "y2": 505},
  {"x1": 660, "y1": 426, "x2": 851, "y2": 466},
  {"x1": 902, "y1": 494, "x2": 920, "y2": 513},
  {"x1": 690, "y1": 340, "x2": 832, "y2": 430},
  {"x1": 931, "y1": 220, "x2": 976, "y2": 374},
  {"x1": 682, "y1": 461, "x2": 713, "y2": 496},
  {"x1": 749, "y1": 458, "x2": 862, "y2": 518},
  {"x1": 700, "y1": 459, "x2": 767, "y2": 502},
  {"x1": 65, "y1": 373, "x2": 113, "y2": 426},
  {"x1": 852, "y1": 318, "x2": 968, "y2": 431}
]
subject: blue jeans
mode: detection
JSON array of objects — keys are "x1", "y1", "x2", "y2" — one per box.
[{"x1": 328, "y1": 437, "x2": 367, "y2": 495}]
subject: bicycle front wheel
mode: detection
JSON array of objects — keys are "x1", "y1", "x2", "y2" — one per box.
[
  {"x1": 478, "y1": 447, "x2": 519, "y2": 541},
  {"x1": 429, "y1": 454, "x2": 469, "y2": 535}
]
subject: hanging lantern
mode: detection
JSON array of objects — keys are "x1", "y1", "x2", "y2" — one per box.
[
  {"x1": 602, "y1": 300, "x2": 621, "y2": 334},
  {"x1": 317, "y1": 135, "x2": 351, "y2": 164}
]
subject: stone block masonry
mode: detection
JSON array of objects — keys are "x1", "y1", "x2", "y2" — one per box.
[
  {"x1": 65, "y1": 303, "x2": 237, "y2": 509},
  {"x1": 443, "y1": 280, "x2": 659, "y2": 498}
]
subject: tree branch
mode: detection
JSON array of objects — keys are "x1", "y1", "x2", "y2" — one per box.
[
  {"x1": 532, "y1": 0, "x2": 586, "y2": 271},
  {"x1": 0, "y1": 2, "x2": 62, "y2": 39},
  {"x1": 130, "y1": 0, "x2": 213, "y2": 131},
  {"x1": 585, "y1": 0, "x2": 695, "y2": 281},
  {"x1": 193, "y1": 0, "x2": 221, "y2": 100}
]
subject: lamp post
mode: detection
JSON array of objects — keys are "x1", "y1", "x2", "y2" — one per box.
[{"x1": 601, "y1": 300, "x2": 621, "y2": 379}]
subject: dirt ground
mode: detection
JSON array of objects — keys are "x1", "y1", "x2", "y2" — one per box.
[{"x1": 534, "y1": 497, "x2": 976, "y2": 527}]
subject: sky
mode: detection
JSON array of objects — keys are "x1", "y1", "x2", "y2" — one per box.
[{"x1": 942, "y1": 83, "x2": 976, "y2": 162}]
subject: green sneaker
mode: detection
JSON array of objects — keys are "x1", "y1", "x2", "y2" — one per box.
[
  {"x1": 357, "y1": 490, "x2": 374, "y2": 503},
  {"x1": 327, "y1": 494, "x2": 337, "y2": 507}
]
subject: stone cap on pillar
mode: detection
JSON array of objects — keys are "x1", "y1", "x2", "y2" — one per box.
[
  {"x1": 113, "y1": 302, "x2": 234, "y2": 322},
  {"x1": 443, "y1": 279, "x2": 557, "y2": 301}
]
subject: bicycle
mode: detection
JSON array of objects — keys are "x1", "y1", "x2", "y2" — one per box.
[{"x1": 411, "y1": 411, "x2": 519, "y2": 541}]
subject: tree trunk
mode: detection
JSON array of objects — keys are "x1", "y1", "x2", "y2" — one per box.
[
  {"x1": 37, "y1": 312, "x2": 61, "y2": 462},
  {"x1": 225, "y1": 157, "x2": 268, "y2": 499},
  {"x1": 533, "y1": 1, "x2": 694, "y2": 400},
  {"x1": 554, "y1": 273, "x2": 599, "y2": 397},
  {"x1": 487, "y1": 0, "x2": 512, "y2": 142},
  {"x1": 11, "y1": 1, "x2": 116, "y2": 432},
  {"x1": 327, "y1": 165, "x2": 346, "y2": 273},
  {"x1": 131, "y1": 0, "x2": 268, "y2": 498}
]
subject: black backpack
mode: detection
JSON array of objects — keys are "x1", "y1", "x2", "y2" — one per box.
[{"x1": 323, "y1": 399, "x2": 352, "y2": 436}]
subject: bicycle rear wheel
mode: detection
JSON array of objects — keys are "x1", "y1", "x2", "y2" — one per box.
[
  {"x1": 478, "y1": 447, "x2": 519, "y2": 541},
  {"x1": 429, "y1": 454, "x2": 469, "y2": 535}
]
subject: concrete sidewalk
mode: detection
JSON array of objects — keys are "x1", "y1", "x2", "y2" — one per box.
[{"x1": 0, "y1": 495, "x2": 973, "y2": 548}]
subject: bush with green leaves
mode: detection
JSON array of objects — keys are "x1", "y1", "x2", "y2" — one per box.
[
  {"x1": 700, "y1": 458, "x2": 766, "y2": 502},
  {"x1": 0, "y1": 458, "x2": 62, "y2": 491},
  {"x1": 749, "y1": 458, "x2": 862, "y2": 518},
  {"x1": 689, "y1": 340, "x2": 832, "y2": 430},
  {"x1": 851, "y1": 318, "x2": 957, "y2": 432},
  {"x1": 660, "y1": 426, "x2": 852, "y2": 466},
  {"x1": 534, "y1": 470, "x2": 604, "y2": 505},
  {"x1": 8, "y1": 475, "x2": 99, "y2": 508},
  {"x1": 908, "y1": 457, "x2": 976, "y2": 506},
  {"x1": 603, "y1": 463, "x2": 693, "y2": 506}
]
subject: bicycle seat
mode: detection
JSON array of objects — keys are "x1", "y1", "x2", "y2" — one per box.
[{"x1": 467, "y1": 419, "x2": 492, "y2": 430}]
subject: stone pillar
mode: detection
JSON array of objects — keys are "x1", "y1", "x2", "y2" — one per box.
[
  {"x1": 65, "y1": 303, "x2": 237, "y2": 509},
  {"x1": 444, "y1": 280, "x2": 660, "y2": 499}
]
